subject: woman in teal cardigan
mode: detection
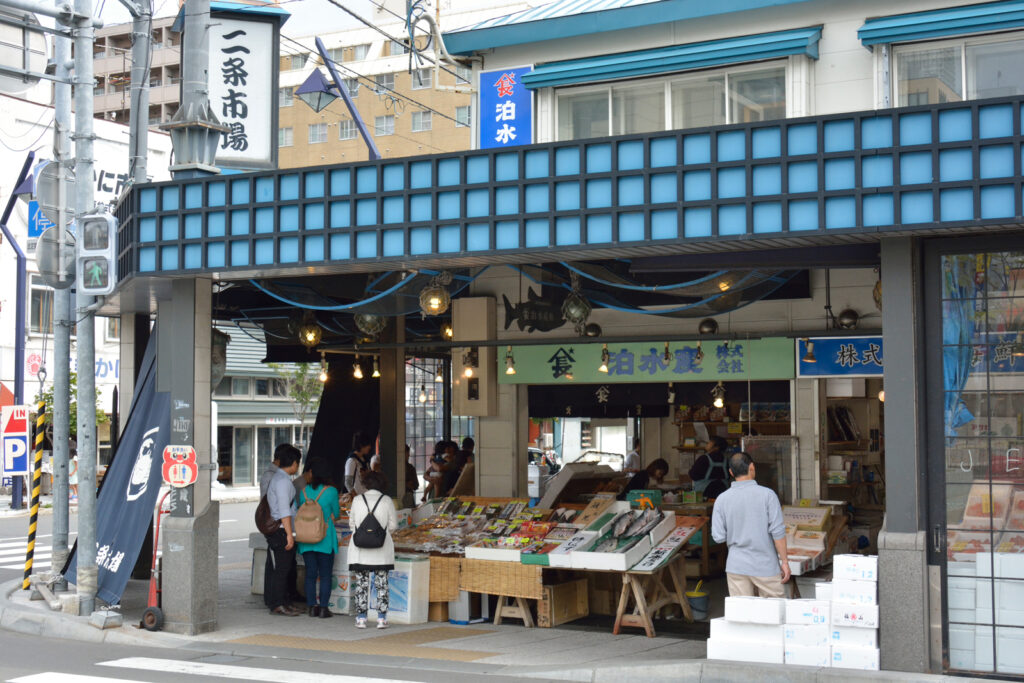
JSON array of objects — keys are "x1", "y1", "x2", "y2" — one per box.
[{"x1": 296, "y1": 458, "x2": 340, "y2": 617}]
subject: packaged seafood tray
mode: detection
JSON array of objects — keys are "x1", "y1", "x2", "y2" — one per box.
[
  {"x1": 1007, "y1": 490, "x2": 1024, "y2": 531},
  {"x1": 997, "y1": 531, "x2": 1024, "y2": 553},
  {"x1": 955, "y1": 482, "x2": 1013, "y2": 529},
  {"x1": 947, "y1": 530, "x2": 994, "y2": 561},
  {"x1": 465, "y1": 537, "x2": 523, "y2": 562}
]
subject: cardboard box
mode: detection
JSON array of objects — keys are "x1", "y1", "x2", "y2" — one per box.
[
  {"x1": 784, "y1": 624, "x2": 831, "y2": 648},
  {"x1": 574, "y1": 495, "x2": 618, "y2": 529},
  {"x1": 792, "y1": 530, "x2": 827, "y2": 552},
  {"x1": 831, "y1": 645, "x2": 880, "y2": 670},
  {"x1": 783, "y1": 506, "x2": 831, "y2": 531},
  {"x1": 537, "y1": 578, "x2": 589, "y2": 628},
  {"x1": 831, "y1": 579, "x2": 877, "y2": 605},
  {"x1": 724, "y1": 596, "x2": 786, "y2": 624},
  {"x1": 832, "y1": 554, "x2": 878, "y2": 582},
  {"x1": 785, "y1": 644, "x2": 831, "y2": 667},
  {"x1": 831, "y1": 600, "x2": 879, "y2": 629},
  {"x1": 710, "y1": 617, "x2": 784, "y2": 644},
  {"x1": 831, "y1": 625, "x2": 878, "y2": 648},
  {"x1": 428, "y1": 601, "x2": 449, "y2": 622},
  {"x1": 815, "y1": 582, "x2": 833, "y2": 602},
  {"x1": 707, "y1": 638, "x2": 784, "y2": 664},
  {"x1": 789, "y1": 555, "x2": 813, "y2": 576},
  {"x1": 785, "y1": 599, "x2": 831, "y2": 625}
]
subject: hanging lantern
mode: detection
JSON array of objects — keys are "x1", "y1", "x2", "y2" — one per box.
[
  {"x1": 297, "y1": 313, "x2": 322, "y2": 348},
  {"x1": 419, "y1": 271, "x2": 453, "y2": 318},
  {"x1": 698, "y1": 318, "x2": 719, "y2": 335},
  {"x1": 505, "y1": 346, "x2": 516, "y2": 375},
  {"x1": 354, "y1": 313, "x2": 387, "y2": 338},
  {"x1": 561, "y1": 272, "x2": 592, "y2": 336},
  {"x1": 318, "y1": 352, "x2": 328, "y2": 383}
]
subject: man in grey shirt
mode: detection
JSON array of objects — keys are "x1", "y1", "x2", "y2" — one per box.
[
  {"x1": 711, "y1": 451, "x2": 790, "y2": 597},
  {"x1": 263, "y1": 444, "x2": 301, "y2": 616}
]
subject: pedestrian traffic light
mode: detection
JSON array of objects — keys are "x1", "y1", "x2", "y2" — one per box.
[{"x1": 75, "y1": 212, "x2": 118, "y2": 297}]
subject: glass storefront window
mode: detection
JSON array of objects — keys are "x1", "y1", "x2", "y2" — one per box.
[
  {"x1": 729, "y1": 68, "x2": 786, "y2": 124},
  {"x1": 897, "y1": 46, "x2": 962, "y2": 106},
  {"x1": 255, "y1": 427, "x2": 273, "y2": 481},
  {"x1": 895, "y1": 35, "x2": 1024, "y2": 106},
  {"x1": 612, "y1": 84, "x2": 665, "y2": 135},
  {"x1": 671, "y1": 75, "x2": 725, "y2": 129},
  {"x1": 940, "y1": 251, "x2": 1024, "y2": 675},
  {"x1": 967, "y1": 39, "x2": 1024, "y2": 100},
  {"x1": 233, "y1": 427, "x2": 252, "y2": 486},
  {"x1": 557, "y1": 91, "x2": 609, "y2": 141}
]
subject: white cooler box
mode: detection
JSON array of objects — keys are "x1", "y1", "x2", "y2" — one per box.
[{"x1": 367, "y1": 553, "x2": 430, "y2": 624}]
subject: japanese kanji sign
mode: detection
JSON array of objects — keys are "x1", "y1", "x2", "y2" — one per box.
[
  {"x1": 796, "y1": 336, "x2": 884, "y2": 378},
  {"x1": 498, "y1": 338, "x2": 794, "y2": 384},
  {"x1": 208, "y1": 15, "x2": 276, "y2": 169},
  {"x1": 479, "y1": 65, "x2": 533, "y2": 150}
]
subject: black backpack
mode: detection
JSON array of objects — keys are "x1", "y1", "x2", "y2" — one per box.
[{"x1": 353, "y1": 494, "x2": 387, "y2": 549}]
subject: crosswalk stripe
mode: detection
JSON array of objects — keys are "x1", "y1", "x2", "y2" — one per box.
[
  {"x1": 9, "y1": 674, "x2": 148, "y2": 683},
  {"x1": 99, "y1": 657, "x2": 418, "y2": 682},
  {"x1": 0, "y1": 546, "x2": 51, "y2": 556}
]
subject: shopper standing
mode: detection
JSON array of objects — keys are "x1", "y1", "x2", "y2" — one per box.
[
  {"x1": 624, "y1": 437, "x2": 641, "y2": 472},
  {"x1": 349, "y1": 471, "x2": 397, "y2": 629},
  {"x1": 343, "y1": 430, "x2": 374, "y2": 497},
  {"x1": 711, "y1": 451, "x2": 790, "y2": 597},
  {"x1": 401, "y1": 444, "x2": 418, "y2": 509},
  {"x1": 689, "y1": 436, "x2": 730, "y2": 499},
  {"x1": 264, "y1": 444, "x2": 303, "y2": 616},
  {"x1": 296, "y1": 458, "x2": 339, "y2": 618}
]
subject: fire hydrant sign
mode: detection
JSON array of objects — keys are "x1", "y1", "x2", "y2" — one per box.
[
  {"x1": 161, "y1": 445, "x2": 198, "y2": 488},
  {"x1": 1, "y1": 405, "x2": 30, "y2": 477}
]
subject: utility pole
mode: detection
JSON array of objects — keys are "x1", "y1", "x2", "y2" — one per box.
[
  {"x1": 72, "y1": 0, "x2": 97, "y2": 616},
  {"x1": 50, "y1": 0, "x2": 73, "y2": 588},
  {"x1": 126, "y1": 0, "x2": 149, "y2": 184}
]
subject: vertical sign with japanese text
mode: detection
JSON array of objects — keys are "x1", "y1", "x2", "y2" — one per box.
[
  {"x1": 208, "y1": 16, "x2": 276, "y2": 170},
  {"x1": 479, "y1": 66, "x2": 533, "y2": 150}
]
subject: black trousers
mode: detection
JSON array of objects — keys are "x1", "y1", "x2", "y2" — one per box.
[{"x1": 264, "y1": 529, "x2": 295, "y2": 610}]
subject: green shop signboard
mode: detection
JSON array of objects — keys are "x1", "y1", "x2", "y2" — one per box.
[{"x1": 499, "y1": 337, "x2": 795, "y2": 385}]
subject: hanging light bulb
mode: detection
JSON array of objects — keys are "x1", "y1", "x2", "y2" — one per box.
[
  {"x1": 878, "y1": 389, "x2": 885, "y2": 403},
  {"x1": 711, "y1": 381, "x2": 726, "y2": 409},
  {"x1": 598, "y1": 344, "x2": 610, "y2": 373},
  {"x1": 462, "y1": 348, "x2": 478, "y2": 378},
  {"x1": 667, "y1": 382, "x2": 676, "y2": 404},
  {"x1": 371, "y1": 356, "x2": 381, "y2": 378},
  {"x1": 418, "y1": 384, "x2": 427, "y2": 403},
  {"x1": 505, "y1": 345, "x2": 516, "y2": 375},
  {"x1": 418, "y1": 271, "x2": 453, "y2": 317},
  {"x1": 663, "y1": 341, "x2": 672, "y2": 363},
  {"x1": 297, "y1": 314, "x2": 322, "y2": 348},
  {"x1": 353, "y1": 355, "x2": 364, "y2": 380},
  {"x1": 802, "y1": 338, "x2": 817, "y2": 363},
  {"x1": 434, "y1": 366, "x2": 444, "y2": 382},
  {"x1": 442, "y1": 323, "x2": 454, "y2": 340},
  {"x1": 318, "y1": 352, "x2": 328, "y2": 383}
]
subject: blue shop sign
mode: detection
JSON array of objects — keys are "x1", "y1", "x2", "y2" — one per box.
[
  {"x1": 796, "y1": 336, "x2": 883, "y2": 377},
  {"x1": 479, "y1": 65, "x2": 533, "y2": 150}
]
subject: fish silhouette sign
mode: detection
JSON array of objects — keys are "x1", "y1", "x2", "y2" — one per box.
[{"x1": 502, "y1": 288, "x2": 567, "y2": 333}]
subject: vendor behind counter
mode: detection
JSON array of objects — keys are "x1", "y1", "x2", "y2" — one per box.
[
  {"x1": 689, "y1": 437, "x2": 730, "y2": 500},
  {"x1": 617, "y1": 458, "x2": 669, "y2": 500}
]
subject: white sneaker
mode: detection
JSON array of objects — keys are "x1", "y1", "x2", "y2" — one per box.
[
  {"x1": 355, "y1": 617, "x2": 367, "y2": 629},
  {"x1": 377, "y1": 618, "x2": 388, "y2": 629}
]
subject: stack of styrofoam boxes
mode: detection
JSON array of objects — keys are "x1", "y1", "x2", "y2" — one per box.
[
  {"x1": 974, "y1": 552, "x2": 1024, "y2": 674},
  {"x1": 947, "y1": 559, "x2": 979, "y2": 670},
  {"x1": 829, "y1": 554, "x2": 880, "y2": 671},
  {"x1": 784, "y1": 599, "x2": 832, "y2": 666},
  {"x1": 707, "y1": 597, "x2": 786, "y2": 664}
]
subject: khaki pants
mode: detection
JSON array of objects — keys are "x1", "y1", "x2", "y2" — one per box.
[{"x1": 727, "y1": 572, "x2": 785, "y2": 598}]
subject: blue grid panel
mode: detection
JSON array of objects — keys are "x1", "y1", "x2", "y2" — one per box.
[
  {"x1": 861, "y1": 116, "x2": 893, "y2": 149},
  {"x1": 208, "y1": 212, "x2": 225, "y2": 238},
  {"x1": 825, "y1": 196, "x2": 856, "y2": 229},
  {"x1": 279, "y1": 206, "x2": 299, "y2": 232},
  {"x1": 207, "y1": 243, "x2": 225, "y2": 268},
  {"x1": 496, "y1": 153, "x2": 519, "y2": 181},
  {"x1": 753, "y1": 202, "x2": 781, "y2": 233},
  {"x1": 140, "y1": 218, "x2": 156, "y2": 243},
  {"x1": 981, "y1": 185, "x2": 1014, "y2": 218},
  {"x1": 256, "y1": 176, "x2": 275, "y2": 202},
  {"x1": 684, "y1": 208, "x2": 711, "y2": 237},
  {"x1": 901, "y1": 191, "x2": 934, "y2": 224},
  {"x1": 684, "y1": 171, "x2": 711, "y2": 201},
  {"x1": 410, "y1": 194, "x2": 432, "y2": 221},
  {"x1": 587, "y1": 215, "x2": 612, "y2": 243},
  {"x1": 862, "y1": 155, "x2": 893, "y2": 188},
  {"x1": 230, "y1": 210, "x2": 248, "y2": 236},
  {"x1": 410, "y1": 227, "x2": 432, "y2": 254},
  {"x1": 618, "y1": 141, "x2": 645, "y2": 171},
  {"x1": 825, "y1": 158, "x2": 855, "y2": 191},
  {"x1": 184, "y1": 214, "x2": 202, "y2": 239},
  {"x1": 356, "y1": 167, "x2": 377, "y2": 194},
  {"x1": 255, "y1": 239, "x2": 274, "y2": 265},
  {"x1": 939, "y1": 109, "x2": 972, "y2": 143},
  {"x1": 587, "y1": 144, "x2": 611, "y2": 173},
  {"x1": 651, "y1": 210, "x2": 677, "y2": 240},
  {"x1": 467, "y1": 223, "x2": 489, "y2": 251},
  {"x1": 330, "y1": 234, "x2": 350, "y2": 260},
  {"x1": 788, "y1": 162, "x2": 817, "y2": 193},
  {"x1": 650, "y1": 138, "x2": 676, "y2": 167},
  {"x1": 824, "y1": 120, "x2": 854, "y2": 153},
  {"x1": 280, "y1": 237, "x2": 299, "y2": 263},
  {"x1": 330, "y1": 169, "x2": 351, "y2": 195},
  {"x1": 356, "y1": 199, "x2": 377, "y2": 226},
  {"x1": 525, "y1": 184, "x2": 548, "y2": 212},
  {"x1": 525, "y1": 219, "x2": 549, "y2": 247},
  {"x1": 525, "y1": 150, "x2": 548, "y2": 178},
  {"x1": 789, "y1": 199, "x2": 818, "y2": 231},
  {"x1": 752, "y1": 128, "x2": 781, "y2": 159},
  {"x1": 160, "y1": 246, "x2": 177, "y2": 271},
  {"x1": 305, "y1": 203, "x2": 325, "y2": 231},
  {"x1": 901, "y1": 152, "x2": 933, "y2": 185},
  {"x1": 619, "y1": 213, "x2": 644, "y2": 241},
  {"x1": 683, "y1": 134, "x2": 710, "y2": 165},
  {"x1": 940, "y1": 149, "x2": 973, "y2": 182},
  {"x1": 382, "y1": 229, "x2": 403, "y2": 257},
  {"x1": 718, "y1": 168, "x2": 745, "y2": 199},
  {"x1": 438, "y1": 192, "x2": 460, "y2": 220},
  {"x1": 231, "y1": 179, "x2": 249, "y2": 204},
  {"x1": 382, "y1": 165, "x2": 403, "y2": 192},
  {"x1": 230, "y1": 240, "x2": 248, "y2": 266},
  {"x1": 184, "y1": 244, "x2": 201, "y2": 269},
  {"x1": 305, "y1": 171, "x2": 325, "y2": 198},
  {"x1": 556, "y1": 182, "x2": 580, "y2": 211},
  {"x1": 410, "y1": 162, "x2": 431, "y2": 189},
  {"x1": 980, "y1": 145, "x2": 1014, "y2": 178},
  {"x1": 438, "y1": 225, "x2": 461, "y2": 252},
  {"x1": 787, "y1": 124, "x2": 817, "y2": 155},
  {"x1": 863, "y1": 194, "x2": 894, "y2": 227},
  {"x1": 651, "y1": 173, "x2": 677, "y2": 203},
  {"x1": 254, "y1": 208, "x2": 274, "y2": 234},
  {"x1": 618, "y1": 176, "x2": 644, "y2": 205},
  {"x1": 466, "y1": 189, "x2": 489, "y2": 217},
  {"x1": 467, "y1": 156, "x2": 489, "y2": 184},
  {"x1": 330, "y1": 201, "x2": 350, "y2": 228},
  {"x1": 495, "y1": 187, "x2": 519, "y2": 215},
  {"x1": 140, "y1": 188, "x2": 157, "y2": 212},
  {"x1": 495, "y1": 221, "x2": 519, "y2": 249},
  {"x1": 752, "y1": 165, "x2": 781, "y2": 196},
  {"x1": 980, "y1": 104, "x2": 1013, "y2": 139},
  {"x1": 382, "y1": 196, "x2": 404, "y2": 224},
  {"x1": 941, "y1": 188, "x2": 974, "y2": 221},
  {"x1": 556, "y1": 217, "x2": 581, "y2": 245},
  {"x1": 438, "y1": 158, "x2": 460, "y2": 186},
  {"x1": 356, "y1": 231, "x2": 377, "y2": 258},
  {"x1": 280, "y1": 175, "x2": 299, "y2": 201},
  {"x1": 718, "y1": 205, "x2": 746, "y2": 235},
  {"x1": 185, "y1": 184, "x2": 203, "y2": 209},
  {"x1": 162, "y1": 186, "x2": 179, "y2": 211},
  {"x1": 555, "y1": 148, "x2": 579, "y2": 175},
  {"x1": 900, "y1": 112, "x2": 932, "y2": 146},
  {"x1": 208, "y1": 181, "x2": 226, "y2": 207},
  {"x1": 718, "y1": 131, "x2": 745, "y2": 162},
  {"x1": 140, "y1": 247, "x2": 156, "y2": 272},
  {"x1": 305, "y1": 235, "x2": 324, "y2": 261},
  {"x1": 586, "y1": 179, "x2": 612, "y2": 209}
]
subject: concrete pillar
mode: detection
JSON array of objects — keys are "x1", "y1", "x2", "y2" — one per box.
[
  {"x1": 156, "y1": 278, "x2": 217, "y2": 635},
  {"x1": 877, "y1": 237, "x2": 930, "y2": 672},
  {"x1": 378, "y1": 318, "x2": 405, "y2": 498},
  {"x1": 476, "y1": 383, "x2": 527, "y2": 497}
]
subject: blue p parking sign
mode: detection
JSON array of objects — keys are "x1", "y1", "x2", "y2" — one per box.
[
  {"x1": 28, "y1": 200, "x2": 55, "y2": 239},
  {"x1": 1, "y1": 405, "x2": 30, "y2": 477}
]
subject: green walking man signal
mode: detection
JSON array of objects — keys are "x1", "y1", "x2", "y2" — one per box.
[{"x1": 76, "y1": 212, "x2": 118, "y2": 297}]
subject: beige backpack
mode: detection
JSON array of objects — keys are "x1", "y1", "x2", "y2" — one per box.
[{"x1": 294, "y1": 486, "x2": 328, "y2": 544}]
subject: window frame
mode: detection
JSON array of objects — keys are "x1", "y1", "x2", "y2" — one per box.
[
  {"x1": 308, "y1": 122, "x2": 328, "y2": 144},
  {"x1": 455, "y1": 105, "x2": 471, "y2": 128},
  {"x1": 411, "y1": 110, "x2": 432, "y2": 132},
  {"x1": 278, "y1": 126, "x2": 294, "y2": 147},
  {"x1": 375, "y1": 114, "x2": 395, "y2": 136},
  {"x1": 103, "y1": 316, "x2": 120, "y2": 342},
  {"x1": 29, "y1": 274, "x2": 54, "y2": 336},
  {"x1": 343, "y1": 77, "x2": 360, "y2": 97},
  {"x1": 288, "y1": 53, "x2": 307, "y2": 71},
  {"x1": 278, "y1": 86, "x2": 294, "y2": 107},
  {"x1": 375, "y1": 73, "x2": 395, "y2": 94},
  {"x1": 353, "y1": 43, "x2": 370, "y2": 61},
  {"x1": 412, "y1": 68, "x2": 432, "y2": 90},
  {"x1": 339, "y1": 119, "x2": 357, "y2": 140}
]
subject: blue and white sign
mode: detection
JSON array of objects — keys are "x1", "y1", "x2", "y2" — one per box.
[
  {"x1": 796, "y1": 336, "x2": 883, "y2": 377},
  {"x1": 479, "y1": 65, "x2": 533, "y2": 150},
  {"x1": 27, "y1": 199, "x2": 55, "y2": 238},
  {"x1": 1, "y1": 405, "x2": 30, "y2": 477}
]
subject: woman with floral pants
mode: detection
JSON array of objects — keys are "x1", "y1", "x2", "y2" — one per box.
[
  {"x1": 353, "y1": 569, "x2": 390, "y2": 620},
  {"x1": 347, "y1": 471, "x2": 397, "y2": 629}
]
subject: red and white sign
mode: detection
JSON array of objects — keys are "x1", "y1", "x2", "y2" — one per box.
[
  {"x1": 161, "y1": 445, "x2": 198, "y2": 488},
  {"x1": 1, "y1": 405, "x2": 30, "y2": 476}
]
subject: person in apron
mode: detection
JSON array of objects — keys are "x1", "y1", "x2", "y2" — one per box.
[{"x1": 689, "y1": 436, "x2": 730, "y2": 499}]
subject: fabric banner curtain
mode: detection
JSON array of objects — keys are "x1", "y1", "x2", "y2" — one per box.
[{"x1": 942, "y1": 258, "x2": 980, "y2": 438}]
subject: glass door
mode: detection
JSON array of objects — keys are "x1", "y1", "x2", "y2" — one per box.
[{"x1": 232, "y1": 427, "x2": 253, "y2": 487}]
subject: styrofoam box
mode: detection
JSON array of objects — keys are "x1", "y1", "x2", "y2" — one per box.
[
  {"x1": 785, "y1": 599, "x2": 830, "y2": 625},
  {"x1": 571, "y1": 535, "x2": 652, "y2": 571},
  {"x1": 710, "y1": 617, "x2": 784, "y2": 644},
  {"x1": 831, "y1": 578, "x2": 877, "y2": 606},
  {"x1": 830, "y1": 601, "x2": 879, "y2": 629},
  {"x1": 815, "y1": 582, "x2": 833, "y2": 602},
  {"x1": 831, "y1": 626, "x2": 878, "y2": 648},
  {"x1": 784, "y1": 624, "x2": 830, "y2": 648},
  {"x1": 707, "y1": 638, "x2": 783, "y2": 665},
  {"x1": 464, "y1": 544, "x2": 521, "y2": 562},
  {"x1": 833, "y1": 554, "x2": 878, "y2": 582},
  {"x1": 832, "y1": 645, "x2": 880, "y2": 671},
  {"x1": 789, "y1": 555, "x2": 813, "y2": 576},
  {"x1": 947, "y1": 576, "x2": 978, "y2": 610},
  {"x1": 724, "y1": 596, "x2": 786, "y2": 624},
  {"x1": 546, "y1": 530, "x2": 596, "y2": 568},
  {"x1": 975, "y1": 625, "x2": 1024, "y2": 674},
  {"x1": 648, "y1": 510, "x2": 676, "y2": 546},
  {"x1": 785, "y1": 644, "x2": 831, "y2": 667}
]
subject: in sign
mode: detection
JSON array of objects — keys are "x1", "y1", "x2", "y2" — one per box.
[
  {"x1": 161, "y1": 445, "x2": 198, "y2": 488},
  {"x1": 1, "y1": 405, "x2": 30, "y2": 476}
]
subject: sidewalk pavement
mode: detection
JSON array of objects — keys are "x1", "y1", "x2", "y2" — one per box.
[{"x1": 0, "y1": 485, "x2": 260, "y2": 519}]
